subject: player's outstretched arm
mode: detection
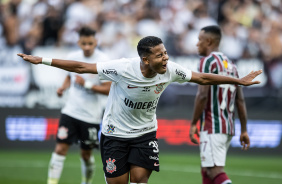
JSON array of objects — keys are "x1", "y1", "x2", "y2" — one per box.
[
  {"x1": 190, "y1": 70, "x2": 262, "y2": 86},
  {"x1": 17, "y1": 53, "x2": 98, "y2": 74}
]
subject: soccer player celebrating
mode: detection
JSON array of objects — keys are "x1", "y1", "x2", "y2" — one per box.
[
  {"x1": 189, "y1": 25, "x2": 250, "y2": 184},
  {"x1": 46, "y1": 26, "x2": 111, "y2": 184},
  {"x1": 18, "y1": 36, "x2": 261, "y2": 184}
]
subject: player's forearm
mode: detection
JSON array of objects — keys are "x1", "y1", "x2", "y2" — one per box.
[
  {"x1": 236, "y1": 87, "x2": 248, "y2": 133},
  {"x1": 92, "y1": 84, "x2": 111, "y2": 95},
  {"x1": 236, "y1": 98, "x2": 248, "y2": 133},
  {"x1": 51, "y1": 59, "x2": 97, "y2": 74},
  {"x1": 193, "y1": 72, "x2": 240, "y2": 85},
  {"x1": 17, "y1": 53, "x2": 98, "y2": 74},
  {"x1": 190, "y1": 70, "x2": 262, "y2": 86},
  {"x1": 60, "y1": 76, "x2": 71, "y2": 90},
  {"x1": 191, "y1": 94, "x2": 207, "y2": 125}
]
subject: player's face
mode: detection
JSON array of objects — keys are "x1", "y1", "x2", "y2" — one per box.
[
  {"x1": 196, "y1": 30, "x2": 209, "y2": 56},
  {"x1": 78, "y1": 36, "x2": 97, "y2": 57},
  {"x1": 146, "y1": 44, "x2": 169, "y2": 75}
]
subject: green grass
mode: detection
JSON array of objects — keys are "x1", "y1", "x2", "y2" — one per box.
[{"x1": 0, "y1": 150, "x2": 281, "y2": 184}]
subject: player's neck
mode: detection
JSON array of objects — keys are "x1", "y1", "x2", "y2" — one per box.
[
  {"x1": 140, "y1": 62, "x2": 157, "y2": 78},
  {"x1": 206, "y1": 47, "x2": 219, "y2": 56}
]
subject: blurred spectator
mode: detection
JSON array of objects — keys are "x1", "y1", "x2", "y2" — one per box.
[
  {"x1": 41, "y1": 6, "x2": 63, "y2": 46},
  {"x1": 0, "y1": 0, "x2": 282, "y2": 91}
]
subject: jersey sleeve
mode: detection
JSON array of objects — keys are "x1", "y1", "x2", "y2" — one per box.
[
  {"x1": 97, "y1": 51, "x2": 112, "y2": 83},
  {"x1": 96, "y1": 58, "x2": 127, "y2": 82},
  {"x1": 169, "y1": 62, "x2": 192, "y2": 83}
]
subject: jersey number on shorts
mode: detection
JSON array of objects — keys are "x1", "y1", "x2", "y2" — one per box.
[
  {"x1": 149, "y1": 141, "x2": 159, "y2": 153},
  {"x1": 200, "y1": 141, "x2": 208, "y2": 152},
  {"x1": 88, "y1": 128, "x2": 98, "y2": 141}
]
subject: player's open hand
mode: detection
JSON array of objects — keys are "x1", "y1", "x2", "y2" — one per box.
[
  {"x1": 240, "y1": 70, "x2": 262, "y2": 86},
  {"x1": 17, "y1": 53, "x2": 42, "y2": 64},
  {"x1": 240, "y1": 131, "x2": 250, "y2": 150},
  {"x1": 75, "y1": 75, "x2": 85, "y2": 86},
  {"x1": 189, "y1": 124, "x2": 200, "y2": 144}
]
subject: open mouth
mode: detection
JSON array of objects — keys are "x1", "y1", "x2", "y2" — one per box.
[{"x1": 162, "y1": 63, "x2": 167, "y2": 69}]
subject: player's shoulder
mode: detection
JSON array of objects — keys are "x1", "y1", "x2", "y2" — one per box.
[
  {"x1": 117, "y1": 57, "x2": 140, "y2": 66},
  {"x1": 166, "y1": 60, "x2": 179, "y2": 68},
  {"x1": 166, "y1": 60, "x2": 189, "y2": 74},
  {"x1": 199, "y1": 53, "x2": 217, "y2": 68},
  {"x1": 108, "y1": 57, "x2": 139, "y2": 63}
]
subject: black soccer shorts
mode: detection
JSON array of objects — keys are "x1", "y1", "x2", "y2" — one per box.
[
  {"x1": 100, "y1": 131, "x2": 160, "y2": 178},
  {"x1": 56, "y1": 113, "x2": 100, "y2": 150}
]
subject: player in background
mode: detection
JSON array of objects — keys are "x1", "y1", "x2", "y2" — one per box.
[
  {"x1": 47, "y1": 26, "x2": 111, "y2": 184},
  {"x1": 189, "y1": 25, "x2": 250, "y2": 184},
  {"x1": 17, "y1": 36, "x2": 261, "y2": 184}
]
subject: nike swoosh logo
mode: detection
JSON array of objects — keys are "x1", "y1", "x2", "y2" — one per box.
[
  {"x1": 127, "y1": 85, "x2": 138, "y2": 89},
  {"x1": 154, "y1": 163, "x2": 159, "y2": 166}
]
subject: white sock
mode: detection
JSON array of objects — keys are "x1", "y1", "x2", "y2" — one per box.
[
  {"x1": 47, "y1": 152, "x2": 66, "y2": 184},
  {"x1": 81, "y1": 156, "x2": 95, "y2": 184}
]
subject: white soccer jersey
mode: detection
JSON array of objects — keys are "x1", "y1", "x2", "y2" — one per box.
[
  {"x1": 97, "y1": 57, "x2": 192, "y2": 138},
  {"x1": 61, "y1": 49, "x2": 110, "y2": 124}
]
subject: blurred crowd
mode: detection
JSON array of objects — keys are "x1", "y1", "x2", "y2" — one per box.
[{"x1": 0, "y1": 0, "x2": 282, "y2": 89}]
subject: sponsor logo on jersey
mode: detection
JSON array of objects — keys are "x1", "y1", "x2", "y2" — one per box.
[
  {"x1": 142, "y1": 86, "x2": 151, "y2": 92},
  {"x1": 127, "y1": 85, "x2": 138, "y2": 89},
  {"x1": 124, "y1": 97, "x2": 159, "y2": 110},
  {"x1": 154, "y1": 83, "x2": 165, "y2": 94},
  {"x1": 126, "y1": 126, "x2": 155, "y2": 134},
  {"x1": 57, "y1": 126, "x2": 68, "y2": 139},
  {"x1": 103, "y1": 69, "x2": 117, "y2": 75},
  {"x1": 106, "y1": 158, "x2": 117, "y2": 174},
  {"x1": 106, "y1": 124, "x2": 115, "y2": 134},
  {"x1": 175, "y1": 69, "x2": 186, "y2": 80}
]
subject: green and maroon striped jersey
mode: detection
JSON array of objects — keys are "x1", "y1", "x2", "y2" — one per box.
[{"x1": 199, "y1": 52, "x2": 239, "y2": 135}]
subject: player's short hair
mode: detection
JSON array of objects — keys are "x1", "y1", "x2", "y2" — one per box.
[
  {"x1": 201, "y1": 25, "x2": 221, "y2": 42},
  {"x1": 137, "y1": 36, "x2": 163, "y2": 57},
  {"x1": 78, "y1": 26, "x2": 96, "y2": 37}
]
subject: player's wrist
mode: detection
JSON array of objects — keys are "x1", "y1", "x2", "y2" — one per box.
[
  {"x1": 42, "y1": 57, "x2": 52, "y2": 65},
  {"x1": 241, "y1": 130, "x2": 248, "y2": 134},
  {"x1": 84, "y1": 80, "x2": 93, "y2": 89}
]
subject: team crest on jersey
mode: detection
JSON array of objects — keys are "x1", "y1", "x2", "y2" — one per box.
[
  {"x1": 57, "y1": 126, "x2": 68, "y2": 139},
  {"x1": 107, "y1": 124, "x2": 115, "y2": 134},
  {"x1": 106, "y1": 158, "x2": 117, "y2": 174},
  {"x1": 154, "y1": 83, "x2": 166, "y2": 94},
  {"x1": 223, "y1": 60, "x2": 228, "y2": 69}
]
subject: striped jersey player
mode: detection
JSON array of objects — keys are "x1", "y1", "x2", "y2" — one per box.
[
  {"x1": 199, "y1": 51, "x2": 239, "y2": 135},
  {"x1": 190, "y1": 25, "x2": 251, "y2": 184}
]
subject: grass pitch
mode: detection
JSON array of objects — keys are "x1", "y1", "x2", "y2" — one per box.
[{"x1": 0, "y1": 150, "x2": 281, "y2": 184}]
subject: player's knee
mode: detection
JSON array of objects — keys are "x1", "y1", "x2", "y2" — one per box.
[
  {"x1": 130, "y1": 175, "x2": 148, "y2": 184},
  {"x1": 80, "y1": 150, "x2": 92, "y2": 161},
  {"x1": 206, "y1": 166, "x2": 224, "y2": 179},
  {"x1": 54, "y1": 143, "x2": 69, "y2": 155}
]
